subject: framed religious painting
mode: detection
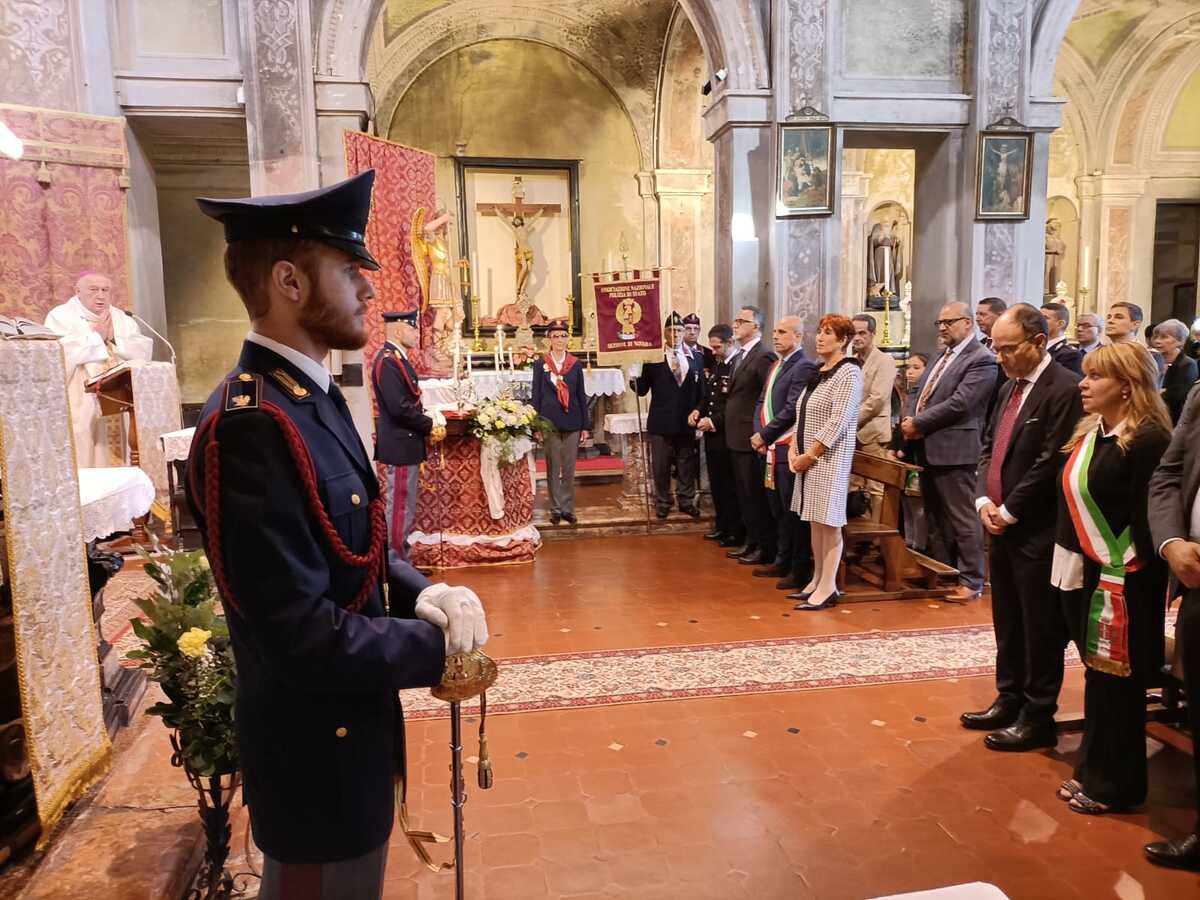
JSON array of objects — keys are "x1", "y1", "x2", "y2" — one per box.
[
  {"x1": 776, "y1": 123, "x2": 836, "y2": 217},
  {"x1": 975, "y1": 131, "x2": 1033, "y2": 221}
]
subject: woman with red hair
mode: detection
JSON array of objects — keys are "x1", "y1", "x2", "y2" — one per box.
[{"x1": 788, "y1": 314, "x2": 863, "y2": 610}]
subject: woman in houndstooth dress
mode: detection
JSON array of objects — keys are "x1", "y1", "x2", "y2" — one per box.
[{"x1": 789, "y1": 314, "x2": 863, "y2": 610}]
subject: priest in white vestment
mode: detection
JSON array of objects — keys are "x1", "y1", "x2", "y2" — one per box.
[{"x1": 44, "y1": 273, "x2": 153, "y2": 467}]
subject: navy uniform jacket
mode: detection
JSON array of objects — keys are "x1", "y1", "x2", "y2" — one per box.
[
  {"x1": 634, "y1": 352, "x2": 707, "y2": 436},
  {"x1": 531, "y1": 355, "x2": 590, "y2": 433},
  {"x1": 700, "y1": 359, "x2": 733, "y2": 433},
  {"x1": 185, "y1": 340, "x2": 446, "y2": 864},
  {"x1": 753, "y1": 350, "x2": 819, "y2": 451},
  {"x1": 372, "y1": 341, "x2": 431, "y2": 466},
  {"x1": 1048, "y1": 339, "x2": 1083, "y2": 377},
  {"x1": 685, "y1": 342, "x2": 716, "y2": 375}
]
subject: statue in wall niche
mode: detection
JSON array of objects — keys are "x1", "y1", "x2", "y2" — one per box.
[
  {"x1": 867, "y1": 221, "x2": 905, "y2": 300},
  {"x1": 1044, "y1": 218, "x2": 1065, "y2": 297}
]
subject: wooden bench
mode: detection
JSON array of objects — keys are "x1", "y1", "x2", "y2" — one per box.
[{"x1": 837, "y1": 450, "x2": 959, "y2": 602}]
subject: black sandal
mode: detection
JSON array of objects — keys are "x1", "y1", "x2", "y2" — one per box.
[
  {"x1": 1057, "y1": 779, "x2": 1082, "y2": 801},
  {"x1": 1068, "y1": 792, "x2": 1129, "y2": 815}
]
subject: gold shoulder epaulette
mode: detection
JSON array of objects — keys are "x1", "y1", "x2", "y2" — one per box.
[
  {"x1": 268, "y1": 367, "x2": 311, "y2": 400},
  {"x1": 223, "y1": 372, "x2": 261, "y2": 412}
]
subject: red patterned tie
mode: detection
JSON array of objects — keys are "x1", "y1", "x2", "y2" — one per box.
[{"x1": 986, "y1": 379, "x2": 1027, "y2": 505}]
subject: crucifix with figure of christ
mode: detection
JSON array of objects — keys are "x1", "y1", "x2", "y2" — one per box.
[{"x1": 476, "y1": 177, "x2": 561, "y2": 302}]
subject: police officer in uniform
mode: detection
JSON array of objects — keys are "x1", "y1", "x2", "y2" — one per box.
[
  {"x1": 188, "y1": 170, "x2": 488, "y2": 899},
  {"x1": 698, "y1": 323, "x2": 742, "y2": 545},
  {"x1": 373, "y1": 309, "x2": 434, "y2": 565},
  {"x1": 682, "y1": 312, "x2": 716, "y2": 374}
]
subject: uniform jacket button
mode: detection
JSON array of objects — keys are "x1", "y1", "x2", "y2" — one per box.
[
  {"x1": 335, "y1": 726, "x2": 348, "y2": 738},
  {"x1": 351, "y1": 493, "x2": 361, "y2": 506}
]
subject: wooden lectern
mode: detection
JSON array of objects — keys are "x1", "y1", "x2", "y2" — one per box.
[{"x1": 87, "y1": 363, "x2": 141, "y2": 467}]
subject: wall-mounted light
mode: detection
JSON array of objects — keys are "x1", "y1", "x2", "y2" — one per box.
[
  {"x1": 714, "y1": 68, "x2": 727, "y2": 82},
  {"x1": 0, "y1": 121, "x2": 23, "y2": 160}
]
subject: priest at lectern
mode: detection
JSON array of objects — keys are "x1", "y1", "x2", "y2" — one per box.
[{"x1": 44, "y1": 272, "x2": 153, "y2": 466}]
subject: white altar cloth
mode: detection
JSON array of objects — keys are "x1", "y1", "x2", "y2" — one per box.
[
  {"x1": 78, "y1": 466, "x2": 155, "y2": 542},
  {"x1": 603, "y1": 412, "x2": 647, "y2": 435},
  {"x1": 421, "y1": 368, "x2": 625, "y2": 407},
  {"x1": 160, "y1": 427, "x2": 195, "y2": 462}
]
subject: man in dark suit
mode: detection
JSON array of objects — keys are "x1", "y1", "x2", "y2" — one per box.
[
  {"x1": 901, "y1": 301, "x2": 1000, "y2": 601},
  {"x1": 975, "y1": 297, "x2": 1007, "y2": 351},
  {"x1": 698, "y1": 323, "x2": 742, "y2": 546},
  {"x1": 633, "y1": 312, "x2": 707, "y2": 518},
  {"x1": 724, "y1": 305, "x2": 779, "y2": 566},
  {"x1": 963, "y1": 304, "x2": 1082, "y2": 751},
  {"x1": 1040, "y1": 301, "x2": 1083, "y2": 377},
  {"x1": 531, "y1": 318, "x2": 590, "y2": 524},
  {"x1": 373, "y1": 309, "x2": 435, "y2": 564},
  {"x1": 750, "y1": 315, "x2": 818, "y2": 588},
  {"x1": 682, "y1": 312, "x2": 716, "y2": 374},
  {"x1": 188, "y1": 173, "x2": 488, "y2": 894},
  {"x1": 1146, "y1": 388, "x2": 1200, "y2": 871}
]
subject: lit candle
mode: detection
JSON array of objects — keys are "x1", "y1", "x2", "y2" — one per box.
[
  {"x1": 467, "y1": 345, "x2": 473, "y2": 377},
  {"x1": 508, "y1": 347, "x2": 514, "y2": 372},
  {"x1": 1081, "y1": 246, "x2": 1090, "y2": 290}
]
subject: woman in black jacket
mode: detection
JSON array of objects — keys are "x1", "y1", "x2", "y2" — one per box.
[
  {"x1": 1151, "y1": 318, "x2": 1198, "y2": 424},
  {"x1": 1052, "y1": 342, "x2": 1172, "y2": 814}
]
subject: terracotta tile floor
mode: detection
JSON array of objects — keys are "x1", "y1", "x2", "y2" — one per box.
[{"x1": 381, "y1": 534, "x2": 1198, "y2": 899}]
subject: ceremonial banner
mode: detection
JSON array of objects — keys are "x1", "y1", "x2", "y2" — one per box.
[
  {"x1": 0, "y1": 341, "x2": 111, "y2": 846},
  {"x1": 343, "y1": 132, "x2": 436, "y2": 376},
  {"x1": 592, "y1": 271, "x2": 664, "y2": 366}
]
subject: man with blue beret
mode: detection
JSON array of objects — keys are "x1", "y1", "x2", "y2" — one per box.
[{"x1": 187, "y1": 170, "x2": 488, "y2": 898}]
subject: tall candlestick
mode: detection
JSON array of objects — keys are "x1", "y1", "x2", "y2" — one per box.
[
  {"x1": 508, "y1": 347, "x2": 514, "y2": 372},
  {"x1": 1081, "y1": 246, "x2": 1090, "y2": 290}
]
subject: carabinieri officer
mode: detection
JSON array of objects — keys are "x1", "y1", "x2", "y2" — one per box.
[{"x1": 188, "y1": 170, "x2": 488, "y2": 898}]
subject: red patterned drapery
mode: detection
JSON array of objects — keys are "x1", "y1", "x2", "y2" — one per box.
[
  {"x1": 410, "y1": 433, "x2": 539, "y2": 568},
  {"x1": 0, "y1": 105, "x2": 130, "y2": 323},
  {"x1": 343, "y1": 131, "x2": 436, "y2": 376}
]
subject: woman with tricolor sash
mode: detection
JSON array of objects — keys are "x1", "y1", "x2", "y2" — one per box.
[{"x1": 1051, "y1": 342, "x2": 1172, "y2": 814}]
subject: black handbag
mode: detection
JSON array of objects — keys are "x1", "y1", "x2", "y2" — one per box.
[{"x1": 846, "y1": 488, "x2": 870, "y2": 519}]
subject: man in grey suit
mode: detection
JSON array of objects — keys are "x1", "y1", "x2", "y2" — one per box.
[
  {"x1": 901, "y1": 301, "x2": 1000, "y2": 602},
  {"x1": 1145, "y1": 389, "x2": 1200, "y2": 871}
]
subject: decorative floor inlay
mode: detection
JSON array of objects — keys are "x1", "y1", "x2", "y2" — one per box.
[{"x1": 401, "y1": 625, "x2": 1082, "y2": 720}]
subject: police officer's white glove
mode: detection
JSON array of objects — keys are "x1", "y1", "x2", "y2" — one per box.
[
  {"x1": 628, "y1": 360, "x2": 643, "y2": 378},
  {"x1": 414, "y1": 583, "x2": 489, "y2": 654}
]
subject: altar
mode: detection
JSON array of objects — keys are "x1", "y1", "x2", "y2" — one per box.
[
  {"x1": 407, "y1": 419, "x2": 540, "y2": 569},
  {"x1": 420, "y1": 367, "x2": 625, "y2": 406}
]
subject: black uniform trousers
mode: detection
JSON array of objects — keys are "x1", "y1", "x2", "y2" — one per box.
[
  {"x1": 705, "y1": 432, "x2": 741, "y2": 539},
  {"x1": 1178, "y1": 589, "x2": 1200, "y2": 825},
  {"x1": 765, "y1": 459, "x2": 809, "y2": 572},
  {"x1": 649, "y1": 433, "x2": 699, "y2": 511},
  {"x1": 1060, "y1": 567, "x2": 1166, "y2": 808},
  {"x1": 730, "y1": 449, "x2": 775, "y2": 558},
  {"x1": 989, "y1": 529, "x2": 1068, "y2": 723}
]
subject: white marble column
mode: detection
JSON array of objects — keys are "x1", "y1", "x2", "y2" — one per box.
[
  {"x1": 840, "y1": 160, "x2": 871, "y2": 316},
  {"x1": 239, "y1": 0, "x2": 320, "y2": 195},
  {"x1": 1077, "y1": 175, "x2": 1148, "y2": 316},
  {"x1": 655, "y1": 168, "x2": 714, "y2": 321}
]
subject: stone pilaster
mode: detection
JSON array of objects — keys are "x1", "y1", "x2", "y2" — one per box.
[
  {"x1": 240, "y1": 0, "x2": 320, "y2": 195},
  {"x1": 654, "y1": 168, "x2": 714, "y2": 320}
]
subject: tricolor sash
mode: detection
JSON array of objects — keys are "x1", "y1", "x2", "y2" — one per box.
[
  {"x1": 1061, "y1": 429, "x2": 1139, "y2": 677},
  {"x1": 759, "y1": 360, "x2": 793, "y2": 490}
]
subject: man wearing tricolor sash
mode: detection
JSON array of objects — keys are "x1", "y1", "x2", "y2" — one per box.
[
  {"x1": 750, "y1": 316, "x2": 817, "y2": 590},
  {"x1": 531, "y1": 319, "x2": 590, "y2": 524},
  {"x1": 963, "y1": 304, "x2": 1082, "y2": 752}
]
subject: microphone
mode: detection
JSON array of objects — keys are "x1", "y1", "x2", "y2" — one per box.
[{"x1": 120, "y1": 308, "x2": 177, "y2": 368}]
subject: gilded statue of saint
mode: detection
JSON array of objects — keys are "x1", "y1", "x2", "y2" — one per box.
[{"x1": 410, "y1": 204, "x2": 453, "y2": 310}]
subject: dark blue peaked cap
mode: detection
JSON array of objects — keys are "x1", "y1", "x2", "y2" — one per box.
[{"x1": 195, "y1": 170, "x2": 381, "y2": 271}]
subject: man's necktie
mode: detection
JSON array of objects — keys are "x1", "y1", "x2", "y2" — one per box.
[
  {"x1": 672, "y1": 351, "x2": 685, "y2": 386},
  {"x1": 916, "y1": 349, "x2": 952, "y2": 413},
  {"x1": 986, "y1": 379, "x2": 1028, "y2": 505}
]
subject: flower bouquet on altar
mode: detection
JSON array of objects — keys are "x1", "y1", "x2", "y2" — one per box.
[{"x1": 470, "y1": 397, "x2": 553, "y2": 463}]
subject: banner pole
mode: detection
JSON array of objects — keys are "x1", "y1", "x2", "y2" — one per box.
[{"x1": 632, "y1": 373, "x2": 652, "y2": 532}]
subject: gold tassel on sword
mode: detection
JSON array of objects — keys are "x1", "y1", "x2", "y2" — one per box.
[{"x1": 401, "y1": 650, "x2": 498, "y2": 899}]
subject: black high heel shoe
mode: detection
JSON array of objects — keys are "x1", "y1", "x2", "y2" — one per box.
[
  {"x1": 786, "y1": 590, "x2": 813, "y2": 603},
  {"x1": 795, "y1": 590, "x2": 840, "y2": 611}
]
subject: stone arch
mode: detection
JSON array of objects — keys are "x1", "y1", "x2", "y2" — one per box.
[
  {"x1": 1029, "y1": 0, "x2": 1084, "y2": 98},
  {"x1": 314, "y1": 0, "x2": 768, "y2": 99}
]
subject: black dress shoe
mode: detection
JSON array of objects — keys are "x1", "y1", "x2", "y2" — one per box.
[
  {"x1": 656, "y1": 507, "x2": 670, "y2": 519},
  {"x1": 737, "y1": 550, "x2": 765, "y2": 565},
  {"x1": 776, "y1": 577, "x2": 799, "y2": 590},
  {"x1": 960, "y1": 700, "x2": 1022, "y2": 731},
  {"x1": 726, "y1": 545, "x2": 752, "y2": 558},
  {"x1": 562, "y1": 512, "x2": 577, "y2": 525},
  {"x1": 549, "y1": 512, "x2": 562, "y2": 525},
  {"x1": 680, "y1": 506, "x2": 701, "y2": 519},
  {"x1": 1145, "y1": 833, "x2": 1200, "y2": 871},
  {"x1": 984, "y1": 720, "x2": 1057, "y2": 752},
  {"x1": 719, "y1": 536, "x2": 743, "y2": 548},
  {"x1": 752, "y1": 565, "x2": 788, "y2": 578},
  {"x1": 704, "y1": 531, "x2": 724, "y2": 541},
  {"x1": 795, "y1": 590, "x2": 839, "y2": 610}
]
